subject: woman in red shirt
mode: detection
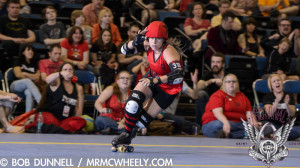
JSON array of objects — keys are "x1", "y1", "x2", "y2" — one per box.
[
  {"x1": 202, "y1": 74, "x2": 259, "y2": 138},
  {"x1": 94, "y1": 71, "x2": 131, "y2": 135}
]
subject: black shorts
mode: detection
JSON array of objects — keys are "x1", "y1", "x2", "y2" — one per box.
[{"x1": 148, "y1": 84, "x2": 178, "y2": 110}]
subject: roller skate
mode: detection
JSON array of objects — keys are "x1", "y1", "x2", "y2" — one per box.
[{"x1": 111, "y1": 132, "x2": 134, "y2": 152}]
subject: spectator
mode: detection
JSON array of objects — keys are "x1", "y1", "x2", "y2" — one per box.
[
  {"x1": 117, "y1": 23, "x2": 143, "y2": 72},
  {"x1": 91, "y1": 29, "x2": 117, "y2": 74},
  {"x1": 137, "y1": 0, "x2": 178, "y2": 25},
  {"x1": 211, "y1": 0, "x2": 241, "y2": 31},
  {"x1": 25, "y1": 63, "x2": 86, "y2": 133},
  {"x1": 205, "y1": 11, "x2": 241, "y2": 61},
  {"x1": 39, "y1": 6, "x2": 65, "y2": 46},
  {"x1": 202, "y1": 74, "x2": 259, "y2": 138},
  {"x1": 0, "y1": 0, "x2": 7, "y2": 16},
  {"x1": 263, "y1": 37, "x2": 299, "y2": 81},
  {"x1": 237, "y1": 17, "x2": 265, "y2": 57},
  {"x1": 11, "y1": 44, "x2": 41, "y2": 112},
  {"x1": 60, "y1": 26, "x2": 91, "y2": 71},
  {"x1": 82, "y1": 0, "x2": 109, "y2": 27},
  {"x1": 66, "y1": 10, "x2": 92, "y2": 48},
  {"x1": 183, "y1": 2, "x2": 211, "y2": 52},
  {"x1": 178, "y1": 0, "x2": 193, "y2": 15},
  {"x1": 261, "y1": 74, "x2": 300, "y2": 140},
  {"x1": 230, "y1": 0, "x2": 256, "y2": 16},
  {"x1": 0, "y1": 0, "x2": 35, "y2": 58},
  {"x1": 39, "y1": 44, "x2": 63, "y2": 82},
  {"x1": 0, "y1": 90, "x2": 23, "y2": 133},
  {"x1": 196, "y1": 52, "x2": 227, "y2": 125},
  {"x1": 94, "y1": 71, "x2": 131, "y2": 135},
  {"x1": 92, "y1": 8, "x2": 122, "y2": 46},
  {"x1": 258, "y1": 0, "x2": 299, "y2": 17},
  {"x1": 261, "y1": 18, "x2": 299, "y2": 57},
  {"x1": 99, "y1": 53, "x2": 119, "y2": 89},
  {"x1": 132, "y1": 52, "x2": 150, "y2": 86}
]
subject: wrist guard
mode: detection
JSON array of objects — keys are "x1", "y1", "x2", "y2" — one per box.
[
  {"x1": 121, "y1": 41, "x2": 135, "y2": 55},
  {"x1": 132, "y1": 34, "x2": 145, "y2": 47}
]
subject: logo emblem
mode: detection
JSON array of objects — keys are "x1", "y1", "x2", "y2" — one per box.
[{"x1": 242, "y1": 118, "x2": 295, "y2": 168}]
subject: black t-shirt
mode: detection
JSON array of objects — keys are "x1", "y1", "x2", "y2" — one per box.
[
  {"x1": 143, "y1": 0, "x2": 167, "y2": 9},
  {"x1": 13, "y1": 59, "x2": 38, "y2": 74},
  {"x1": 202, "y1": 71, "x2": 227, "y2": 96},
  {"x1": 0, "y1": 16, "x2": 33, "y2": 38},
  {"x1": 91, "y1": 43, "x2": 117, "y2": 61},
  {"x1": 264, "y1": 49, "x2": 291, "y2": 74},
  {"x1": 100, "y1": 64, "x2": 118, "y2": 89},
  {"x1": 262, "y1": 92, "x2": 294, "y2": 125}
]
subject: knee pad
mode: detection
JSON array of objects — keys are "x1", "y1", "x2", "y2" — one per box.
[{"x1": 125, "y1": 90, "x2": 146, "y2": 115}]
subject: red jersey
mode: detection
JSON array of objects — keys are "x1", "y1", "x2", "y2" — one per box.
[
  {"x1": 202, "y1": 90, "x2": 252, "y2": 125},
  {"x1": 147, "y1": 43, "x2": 183, "y2": 95},
  {"x1": 100, "y1": 93, "x2": 129, "y2": 121}
]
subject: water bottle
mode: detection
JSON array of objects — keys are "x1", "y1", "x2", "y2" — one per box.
[{"x1": 36, "y1": 112, "x2": 44, "y2": 133}]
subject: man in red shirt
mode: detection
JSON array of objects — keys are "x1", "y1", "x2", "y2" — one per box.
[{"x1": 39, "y1": 44, "x2": 63, "y2": 82}]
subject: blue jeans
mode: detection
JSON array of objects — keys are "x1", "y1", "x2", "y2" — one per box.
[
  {"x1": 95, "y1": 116, "x2": 125, "y2": 134},
  {"x1": 202, "y1": 120, "x2": 245, "y2": 139},
  {"x1": 10, "y1": 79, "x2": 41, "y2": 112},
  {"x1": 195, "y1": 90, "x2": 209, "y2": 125}
]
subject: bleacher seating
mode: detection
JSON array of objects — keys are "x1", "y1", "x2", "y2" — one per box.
[
  {"x1": 157, "y1": 11, "x2": 180, "y2": 22},
  {"x1": 28, "y1": 1, "x2": 55, "y2": 14},
  {"x1": 20, "y1": 14, "x2": 44, "y2": 30},
  {"x1": 59, "y1": 3, "x2": 83, "y2": 17}
]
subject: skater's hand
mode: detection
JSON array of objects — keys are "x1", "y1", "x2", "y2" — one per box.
[{"x1": 139, "y1": 78, "x2": 151, "y2": 86}]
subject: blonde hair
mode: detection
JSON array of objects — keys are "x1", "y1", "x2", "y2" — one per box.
[
  {"x1": 220, "y1": 74, "x2": 240, "y2": 93},
  {"x1": 267, "y1": 74, "x2": 283, "y2": 92},
  {"x1": 71, "y1": 10, "x2": 85, "y2": 25},
  {"x1": 98, "y1": 8, "x2": 113, "y2": 23}
]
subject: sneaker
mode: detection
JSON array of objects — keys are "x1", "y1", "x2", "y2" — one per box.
[{"x1": 100, "y1": 127, "x2": 112, "y2": 135}]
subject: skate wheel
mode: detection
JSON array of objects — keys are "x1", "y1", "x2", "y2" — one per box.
[
  {"x1": 118, "y1": 146, "x2": 126, "y2": 152},
  {"x1": 111, "y1": 146, "x2": 117, "y2": 152},
  {"x1": 127, "y1": 146, "x2": 134, "y2": 152}
]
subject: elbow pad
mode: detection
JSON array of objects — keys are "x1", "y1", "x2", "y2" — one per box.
[
  {"x1": 121, "y1": 41, "x2": 135, "y2": 55},
  {"x1": 167, "y1": 61, "x2": 183, "y2": 84}
]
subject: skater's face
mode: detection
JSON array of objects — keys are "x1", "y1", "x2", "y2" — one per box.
[
  {"x1": 148, "y1": 38, "x2": 164, "y2": 51},
  {"x1": 211, "y1": 56, "x2": 224, "y2": 74},
  {"x1": 117, "y1": 72, "x2": 131, "y2": 89},
  {"x1": 269, "y1": 75, "x2": 283, "y2": 93}
]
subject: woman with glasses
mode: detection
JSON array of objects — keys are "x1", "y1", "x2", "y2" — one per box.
[
  {"x1": 202, "y1": 74, "x2": 260, "y2": 138},
  {"x1": 94, "y1": 71, "x2": 131, "y2": 135}
]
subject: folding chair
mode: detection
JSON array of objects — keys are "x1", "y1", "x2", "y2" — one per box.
[
  {"x1": 74, "y1": 70, "x2": 101, "y2": 119},
  {"x1": 0, "y1": 71, "x2": 5, "y2": 91},
  {"x1": 4, "y1": 68, "x2": 25, "y2": 98},
  {"x1": 252, "y1": 79, "x2": 270, "y2": 109}
]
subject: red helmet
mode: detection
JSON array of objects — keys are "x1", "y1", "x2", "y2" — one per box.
[{"x1": 145, "y1": 21, "x2": 168, "y2": 39}]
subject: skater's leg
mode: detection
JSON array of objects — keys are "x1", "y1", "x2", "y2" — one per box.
[{"x1": 136, "y1": 99, "x2": 162, "y2": 129}]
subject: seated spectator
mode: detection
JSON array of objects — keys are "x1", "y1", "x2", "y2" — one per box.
[
  {"x1": 25, "y1": 63, "x2": 86, "y2": 133},
  {"x1": 99, "y1": 53, "x2": 119, "y2": 89},
  {"x1": 211, "y1": 0, "x2": 241, "y2": 31},
  {"x1": 0, "y1": 0, "x2": 8, "y2": 16},
  {"x1": 66, "y1": 10, "x2": 92, "y2": 48},
  {"x1": 82, "y1": 0, "x2": 109, "y2": 27},
  {"x1": 0, "y1": 90, "x2": 23, "y2": 133},
  {"x1": 39, "y1": 6, "x2": 65, "y2": 46},
  {"x1": 0, "y1": 0, "x2": 35, "y2": 62},
  {"x1": 117, "y1": 23, "x2": 143, "y2": 72},
  {"x1": 196, "y1": 52, "x2": 227, "y2": 125},
  {"x1": 202, "y1": 74, "x2": 259, "y2": 138},
  {"x1": 132, "y1": 52, "x2": 150, "y2": 86},
  {"x1": 92, "y1": 8, "x2": 122, "y2": 46},
  {"x1": 183, "y1": 2, "x2": 211, "y2": 52},
  {"x1": 258, "y1": 0, "x2": 299, "y2": 17},
  {"x1": 94, "y1": 71, "x2": 131, "y2": 134},
  {"x1": 237, "y1": 17, "x2": 265, "y2": 57},
  {"x1": 91, "y1": 29, "x2": 117, "y2": 74},
  {"x1": 39, "y1": 44, "x2": 63, "y2": 82},
  {"x1": 261, "y1": 74, "x2": 300, "y2": 140},
  {"x1": 261, "y1": 18, "x2": 299, "y2": 57},
  {"x1": 263, "y1": 37, "x2": 299, "y2": 81},
  {"x1": 10, "y1": 44, "x2": 41, "y2": 112},
  {"x1": 230, "y1": 0, "x2": 256, "y2": 16},
  {"x1": 178, "y1": 0, "x2": 193, "y2": 15},
  {"x1": 205, "y1": 11, "x2": 241, "y2": 61},
  {"x1": 137, "y1": 0, "x2": 178, "y2": 25},
  {"x1": 60, "y1": 26, "x2": 91, "y2": 71}
]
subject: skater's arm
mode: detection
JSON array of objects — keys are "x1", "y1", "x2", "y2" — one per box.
[{"x1": 94, "y1": 86, "x2": 114, "y2": 113}]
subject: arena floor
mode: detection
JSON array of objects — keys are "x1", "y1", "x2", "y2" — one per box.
[{"x1": 0, "y1": 133, "x2": 299, "y2": 168}]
